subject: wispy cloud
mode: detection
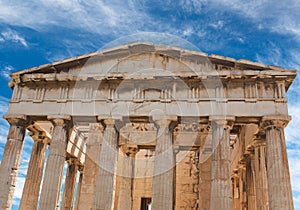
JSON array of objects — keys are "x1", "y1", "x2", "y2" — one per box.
[
  {"x1": 1, "y1": 65, "x2": 14, "y2": 80},
  {"x1": 209, "y1": 0, "x2": 300, "y2": 40},
  {"x1": 0, "y1": 0, "x2": 299, "y2": 44},
  {"x1": 0, "y1": 0, "x2": 152, "y2": 37},
  {"x1": 0, "y1": 29, "x2": 28, "y2": 47}
]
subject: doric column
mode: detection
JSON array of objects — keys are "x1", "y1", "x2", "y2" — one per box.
[
  {"x1": 77, "y1": 122, "x2": 103, "y2": 210},
  {"x1": 117, "y1": 145, "x2": 139, "y2": 210},
  {"x1": 232, "y1": 174, "x2": 240, "y2": 210},
  {"x1": 152, "y1": 117, "x2": 176, "y2": 210},
  {"x1": 246, "y1": 153, "x2": 257, "y2": 210},
  {"x1": 0, "y1": 115, "x2": 27, "y2": 210},
  {"x1": 239, "y1": 165, "x2": 247, "y2": 210},
  {"x1": 262, "y1": 116, "x2": 294, "y2": 210},
  {"x1": 39, "y1": 115, "x2": 71, "y2": 210},
  {"x1": 19, "y1": 131, "x2": 48, "y2": 210},
  {"x1": 252, "y1": 139, "x2": 269, "y2": 210},
  {"x1": 74, "y1": 171, "x2": 83, "y2": 210},
  {"x1": 94, "y1": 119, "x2": 118, "y2": 210},
  {"x1": 210, "y1": 116, "x2": 234, "y2": 210},
  {"x1": 61, "y1": 158, "x2": 79, "y2": 210}
]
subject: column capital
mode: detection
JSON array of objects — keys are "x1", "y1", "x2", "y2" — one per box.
[
  {"x1": 4, "y1": 114, "x2": 28, "y2": 126},
  {"x1": 102, "y1": 119, "x2": 116, "y2": 127},
  {"x1": 252, "y1": 138, "x2": 266, "y2": 148},
  {"x1": 121, "y1": 144, "x2": 139, "y2": 157},
  {"x1": 89, "y1": 122, "x2": 104, "y2": 132},
  {"x1": 152, "y1": 115, "x2": 177, "y2": 127},
  {"x1": 28, "y1": 130, "x2": 48, "y2": 143},
  {"x1": 261, "y1": 115, "x2": 290, "y2": 129},
  {"x1": 66, "y1": 157, "x2": 79, "y2": 166},
  {"x1": 209, "y1": 115, "x2": 235, "y2": 128},
  {"x1": 47, "y1": 115, "x2": 71, "y2": 126}
]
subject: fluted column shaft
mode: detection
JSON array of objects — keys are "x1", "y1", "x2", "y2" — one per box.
[
  {"x1": 74, "y1": 172, "x2": 83, "y2": 210},
  {"x1": 263, "y1": 117, "x2": 294, "y2": 210},
  {"x1": 0, "y1": 116, "x2": 27, "y2": 210},
  {"x1": 39, "y1": 116, "x2": 70, "y2": 210},
  {"x1": 19, "y1": 132, "x2": 47, "y2": 210},
  {"x1": 117, "y1": 146, "x2": 138, "y2": 210},
  {"x1": 77, "y1": 123, "x2": 103, "y2": 210},
  {"x1": 61, "y1": 158, "x2": 79, "y2": 210},
  {"x1": 152, "y1": 118, "x2": 175, "y2": 210},
  {"x1": 210, "y1": 118, "x2": 233, "y2": 210},
  {"x1": 252, "y1": 140, "x2": 269, "y2": 210},
  {"x1": 94, "y1": 119, "x2": 118, "y2": 210},
  {"x1": 246, "y1": 155, "x2": 257, "y2": 210}
]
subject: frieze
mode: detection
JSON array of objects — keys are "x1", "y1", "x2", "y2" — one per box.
[{"x1": 174, "y1": 123, "x2": 210, "y2": 133}]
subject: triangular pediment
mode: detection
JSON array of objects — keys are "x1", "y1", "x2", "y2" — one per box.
[{"x1": 10, "y1": 42, "x2": 291, "y2": 80}]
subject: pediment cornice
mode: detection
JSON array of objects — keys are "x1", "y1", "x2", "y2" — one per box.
[{"x1": 8, "y1": 42, "x2": 297, "y2": 89}]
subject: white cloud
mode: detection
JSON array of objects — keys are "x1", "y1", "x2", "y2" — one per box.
[
  {"x1": 12, "y1": 176, "x2": 25, "y2": 204},
  {"x1": 0, "y1": 97, "x2": 10, "y2": 165},
  {"x1": 1, "y1": 29, "x2": 28, "y2": 47},
  {"x1": 286, "y1": 104, "x2": 300, "y2": 146},
  {"x1": 295, "y1": 194, "x2": 300, "y2": 210},
  {"x1": 209, "y1": 20, "x2": 225, "y2": 29},
  {"x1": 1, "y1": 65, "x2": 14, "y2": 80},
  {"x1": 209, "y1": 0, "x2": 300, "y2": 40},
  {"x1": 0, "y1": 0, "x2": 152, "y2": 36},
  {"x1": 183, "y1": 27, "x2": 194, "y2": 37},
  {"x1": 179, "y1": 0, "x2": 207, "y2": 14}
]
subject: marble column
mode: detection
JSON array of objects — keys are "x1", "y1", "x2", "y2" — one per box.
[
  {"x1": 19, "y1": 131, "x2": 48, "y2": 210},
  {"x1": 39, "y1": 115, "x2": 71, "y2": 210},
  {"x1": 77, "y1": 122, "x2": 103, "y2": 210},
  {"x1": 232, "y1": 175, "x2": 240, "y2": 210},
  {"x1": 210, "y1": 117, "x2": 234, "y2": 210},
  {"x1": 61, "y1": 158, "x2": 79, "y2": 210},
  {"x1": 0, "y1": 115, "x2": 27, "y2": 210},
  {"x1": 262, "y1": 116, "x2": 294, "y2": 210},
  {"x1": 246, "y1": 154, "x2": 257, "y2": 210},
  {"x1": 94, "y1": 119, "x2": 118, "y2": 210},
  {"x1": 252, "y1": 139, "x2": 269, "y2": 210},
  {"x1": 117, "y1": 145, "x2": 139, "y2": 210},
  {"x1": 152, "y1": 118, "x2": 176, "y2": 210},
  {"x1": 74, "y1": 172, "x2": 83, "y2": 210}
]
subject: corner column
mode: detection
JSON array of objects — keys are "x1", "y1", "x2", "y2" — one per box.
[
  {"x1": 262, "y1": 116, "x2": 294, "y2": 209},
  {"x1": 152, "y1": 117, "x2": 176, "y2": 210},
  {"x1": 210, "y1": 116, "x2": 234, "y2": 210},
  {"x1": 61, "y1": 158, "x2": 79, "y2": 210},
  {"x1": 94, "y1": 119, "x2": 118, "y2": 210},
  {"x1": 117, "y1": 145, "x2": 139, "y2": 210},
  {"x1": 19, "y1": 131, "x2": 48, "y2": 210},
  {"x1": 0, "y1": 115, "x2": 27, "y2": 210},
  {"x1": 39, "y1": 115, "x2": 71, "y2": 210}
]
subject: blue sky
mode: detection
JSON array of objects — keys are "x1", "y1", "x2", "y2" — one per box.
[{"x1": 0, "y1": 0, "x2": 300, "y2": 209}]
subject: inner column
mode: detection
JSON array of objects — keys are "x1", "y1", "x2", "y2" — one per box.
[
  {"x1": 94, "y1": 119, "x2": 118, "y2": 210},
  {"x1": 117, "y1": 145, "x2": 138, "y2": 210},
  {"x1": 61, "y1": 158, "x2": 79, "y2": 210},
  {"x1": 19, "y1": 131, "x2": 48, "y2": 210},
  {"x1": 210, "y1": 117, "x2": 234, "y2": 210},
  {"x1": 38, "y1": 115, "x2": 71, "y2": 210},
  {"x1": 252, "y1": 139, "x2": 269, "y2": 210},
  {"x1": 151, "y1": 117, "x2": 176, "y2": 210},
  {"x1": 77, "y1": 122, "x2": 103, "y2": 210}
]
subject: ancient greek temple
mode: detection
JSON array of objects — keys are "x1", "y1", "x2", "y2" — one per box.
[{"x1": 0, "y1": 42, "x2": 296, "y2": 210}]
